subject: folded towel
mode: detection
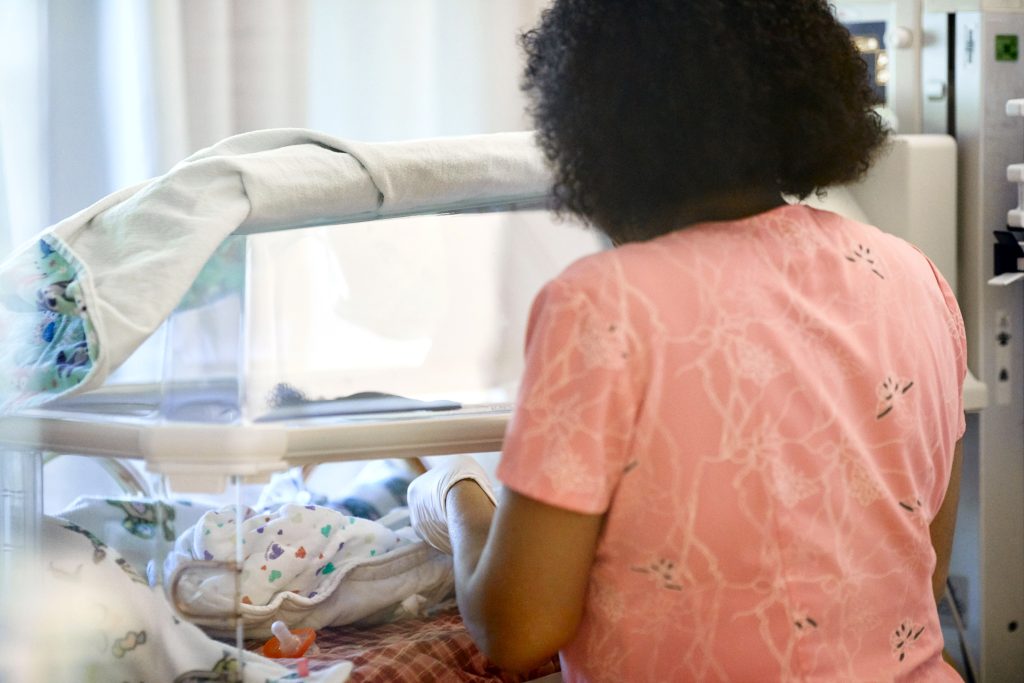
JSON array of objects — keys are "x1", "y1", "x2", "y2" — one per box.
[{"x1": 0, "y1": 129, "x2": 549, "y2": 412}]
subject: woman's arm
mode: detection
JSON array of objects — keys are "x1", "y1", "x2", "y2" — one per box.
[
  {"x1": 446, "y1": 480, "x2": 603, "y2": 673},
  {"x1": 930, "y1": 437, "x2": 963, "y2": 604}
]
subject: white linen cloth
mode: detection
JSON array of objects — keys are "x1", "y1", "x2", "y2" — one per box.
[{"x1": 1, "y1": 129, "x2": 548, "y2": 410}]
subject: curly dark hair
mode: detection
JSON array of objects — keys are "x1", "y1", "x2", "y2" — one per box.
[{"x1": 520, "y1": 0, "x2": 889, "y2": 243}]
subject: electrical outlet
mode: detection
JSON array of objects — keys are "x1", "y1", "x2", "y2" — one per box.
[{"x1": 995, "y1": 309, "x2": 1012, "y2": 406}]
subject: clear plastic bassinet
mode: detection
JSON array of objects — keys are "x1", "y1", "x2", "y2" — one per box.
[
  {"x1": 0, "y1": 131, "x2": 601, "y2": 681},
  {"x1": 2, "y1": 202, "x2": 603, "y2": 488},
  {"x1": 0, "y1": 130, "x2": 605, "y2": 491}
]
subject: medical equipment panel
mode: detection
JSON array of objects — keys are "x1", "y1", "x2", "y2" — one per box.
[{"x1": 929, "y1": 8, "x2": 1024, "y2": 682}]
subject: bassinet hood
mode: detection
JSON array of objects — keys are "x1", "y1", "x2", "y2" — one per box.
[{"x1": 0, "y1": 129, "x2": 551, "y2": 414}]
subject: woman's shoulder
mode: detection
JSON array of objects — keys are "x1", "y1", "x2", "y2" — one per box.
[
  {"x1": 539, "y1": 235, "x2": 622, "y2": 288},
  {"x1": 547, "y1": 202, "x2": 940, "y2": 296}
]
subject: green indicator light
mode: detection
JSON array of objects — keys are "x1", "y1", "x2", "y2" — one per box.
[{"x1": 996, "y1": 34, "x2": 1019, "y2": 62}]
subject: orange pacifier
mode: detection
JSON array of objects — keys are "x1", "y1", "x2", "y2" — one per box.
[{"x1": 260, "y1": 620, "x2": 318, "y2": 659}]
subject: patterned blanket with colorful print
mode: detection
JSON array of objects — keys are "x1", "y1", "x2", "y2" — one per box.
[
  {"x1": 0, "y1": 237, "x2": 97, "y2": 411},
  {"x1": 0, "y1": 515, "x2": 352, "y2": 682}
]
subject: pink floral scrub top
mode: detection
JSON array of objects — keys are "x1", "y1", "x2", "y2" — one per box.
[{"x1": 497, "y1": 205, "x2": 966, "y2": 682}]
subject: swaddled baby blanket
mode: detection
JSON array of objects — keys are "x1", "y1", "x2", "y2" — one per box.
[
  {"x1": 166, "y1": 503, "x2": 455, "y2": 639},
  {"x1": 0, "y1": 129, "x2": 549, "y2": 413}
]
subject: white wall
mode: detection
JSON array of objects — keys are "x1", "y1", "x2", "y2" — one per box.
[{"x1": 308, "y1": 0, "x2": 545, "y2": 141}]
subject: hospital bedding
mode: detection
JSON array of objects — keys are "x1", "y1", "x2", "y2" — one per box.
[
  {"x1": 59, "y1": 495, "x2": 456, "y2": 638},
  {"x1": 40, "y1": 507, "x2": 552, "y2": 681},
  {"x1": 43, "y1": 492, "x2": 562, "y2": 682},
  {"x1": 20, "y1": 516, "x2": 352, "y2": 682},
  {"x1": 299, "y1": 608, "x2": 561, "y2": 682}
]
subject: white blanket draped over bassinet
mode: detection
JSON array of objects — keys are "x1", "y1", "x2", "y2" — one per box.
[{"x1": 0, "y1": 129, "x2": 550, "y2": 413}]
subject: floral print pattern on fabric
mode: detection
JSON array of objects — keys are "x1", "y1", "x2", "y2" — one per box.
[
  {"x1": 175, "y1": 237, "x2": 246, "y2": 311},
  {"x1": 0, "y1": 234, "x2": 246, "y2": 415},
  {"x1": 0, "y1": 236, "x2": 98, "y2": 412},
  {"x1": 498, "y1": 205, "x2": 967, "y2": 682}
]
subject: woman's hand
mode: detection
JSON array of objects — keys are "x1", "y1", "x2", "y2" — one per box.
[
  {"x1": 410, "y1": 456, "x2": 601, "y2": 672},
  {"x1": 406, "y1": 455, "x2": 497, "y2": 554}
]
